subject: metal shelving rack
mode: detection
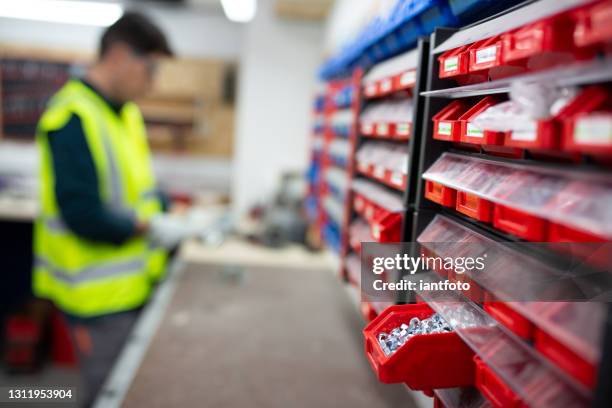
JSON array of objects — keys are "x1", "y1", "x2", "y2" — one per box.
[
  {"x1": 409, "y1": 0, "x2": 612, "y2": 406},
  {"x1": 307, "y1": 0, "x2": 612, "y2": 407},
  {"x1": 339, "y1": 39, "x2": 430, "y2": 318}
]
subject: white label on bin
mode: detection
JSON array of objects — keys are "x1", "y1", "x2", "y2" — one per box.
[
  {"x1": 358, "y1": 162, "x2": 368, "y2": 172},
  {"x1": 511, "y1": 122, "x2": 537, "y2": 141},
  {"x1": 377, "y1": 123, "x2": 389, "y2": 135},
  {"x1": 444, "y1": 56, "x2": 458, "y2": 72},
  {"x1": 400, "y1": 71, "x2": 416, "y2": 86},
  {"x1": 391, "y1": 172, "x2": 403, "y2": 187},
  {"x1": 466, "y1": 123, "x2": 484, "y2": 138},
  {"x1": 397, "y1": 123, "x2": 410, "y2": 136},
  {"x1": 438, "y1": 121, "x2": 452, "y2": 136},
  {"x1": 575, "y1": 115, "x2": 612, "y2": 145},
  {"x1": 374, "y1": 165, "x2": 385, "y2": 178},
  {"x1": 366, "y1": 84, "x2": 377, "y2": 95},
  {"x1": 365, "y1": 206, "x2": 374, "y2": 219},
  {"x1": 380, "y1": 79, "x2": 392, "y2": 92},
  {"x1": 372, "y1": 225, "x2": 380, "y2": 240},
  {"x1": 362, "y1": 123, "x2": 374, "y2": 134},
  {"x1": 355, "y1": 197, "x2": 364, "y2": 210},
  {"x1": 476, "y1": 46, "x2": 498, "y2": 64}
]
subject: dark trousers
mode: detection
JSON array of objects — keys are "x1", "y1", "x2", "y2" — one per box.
[{"x1": 65, "y1": 309, "x2": 140, "y2": 407}]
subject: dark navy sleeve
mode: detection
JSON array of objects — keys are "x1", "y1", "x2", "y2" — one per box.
[{"x1": 47, "y1": 114, "x2": 137, "y2": 245}]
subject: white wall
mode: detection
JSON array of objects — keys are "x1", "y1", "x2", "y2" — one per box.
[
  {"x1": 231, "y1": 0, "x2": 324, "y2": 216},
  {"x1": 0, "y1": 5, "x2": 243, "y2": 60}
]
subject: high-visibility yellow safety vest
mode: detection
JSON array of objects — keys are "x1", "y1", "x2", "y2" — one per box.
[{"x1": 33, "y1": 79, "x2": 167, "y2": 318}]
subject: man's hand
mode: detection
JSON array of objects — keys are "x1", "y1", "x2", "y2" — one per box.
[{"x1": 148, "y1": 214, "x2": 191, "y2": 250}]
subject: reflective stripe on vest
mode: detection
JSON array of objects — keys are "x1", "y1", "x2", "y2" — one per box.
[{"x1": 35, "y1": 256, "x2": 145, "y2": 285}]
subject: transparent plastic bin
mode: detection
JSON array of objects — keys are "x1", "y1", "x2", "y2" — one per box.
[
  {"x1": 420, "y1": 293, "x2": 591, "y2": 408},
  {"x1": 422, "y1": 153, "x2": 612, "y2": 240}
]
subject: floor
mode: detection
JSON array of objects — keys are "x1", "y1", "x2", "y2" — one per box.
[{"x1": 121, "y1": 262, "x2": 418, "y2": 408}]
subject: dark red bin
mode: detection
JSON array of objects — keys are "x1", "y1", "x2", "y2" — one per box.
[
  {"x1": 493, "y1": 205, "x2": 548, "y2": 241},
  {"x1": 456, "y1": 191, "x2": 493, "y2": 222},
  {"x1": 425, "y1": 181, "x2": 457, "y2": 207},
  {"x1": 483, "y1": 301, "x2": 534, "y2": 340}
]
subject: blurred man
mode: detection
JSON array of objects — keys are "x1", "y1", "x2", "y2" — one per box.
[{"x1": 33, "y1": 11, "x2": 175, "y2": 406}]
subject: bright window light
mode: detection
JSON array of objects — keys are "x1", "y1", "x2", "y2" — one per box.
[
  {"x1": 221, "y1": 0, "x2": 257, "y2": 23},
  {"x1": 0, "y1": 0, "x2": 124, "y2": 27}
]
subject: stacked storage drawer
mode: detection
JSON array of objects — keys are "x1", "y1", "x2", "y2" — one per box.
[
  {"x1": 306, "y1": 75, "x2": 361, "y2": 255},
  {"x1": 403, "y1": 0, "x2": 612, "y2": 406},
  {"x1": 339, "y1": 47, "x2": 428, "y2": 322}
]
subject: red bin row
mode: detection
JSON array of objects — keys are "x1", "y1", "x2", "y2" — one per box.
[
  {"x1": 432, "y1": 88, "x2": 612, "y2": 157},
  {"x1": 438, "y1": 2, "x2": 612, "y2": 84},
  {"x1": 352, "y1": 192, "x2": 403, "y2": 243},
  {"x1": 424, "y1": 180, "x2": 606, "y2": 243}
]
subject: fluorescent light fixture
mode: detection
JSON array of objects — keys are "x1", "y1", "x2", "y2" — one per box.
[
  {"x1": 220, "y1": 0, "x2": 257, "y2": 23},
  {"x1": 0, "y1": 0, "x2": 123, "y2": 27}
]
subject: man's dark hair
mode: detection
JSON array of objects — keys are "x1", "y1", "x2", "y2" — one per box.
[{"x1": 100, "y1": 11, "x2": 173, "y2": 58}]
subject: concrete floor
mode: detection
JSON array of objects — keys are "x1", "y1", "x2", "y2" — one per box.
[{"x1": 122, "y1": 263, "x2": 419, "y2": 408}]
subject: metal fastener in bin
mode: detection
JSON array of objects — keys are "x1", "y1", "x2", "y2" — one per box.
[
  {"x1": 363, "y1": 304, "x2": 476, "y2": 389},
  {"x1": 378, "y1": 314, "x2": 452, "y2": 356}
]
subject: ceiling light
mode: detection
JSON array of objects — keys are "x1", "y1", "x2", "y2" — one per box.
[
  {"x1": 220, "y1": 0, "x2": 257, "y2": 23},
  {"x1": 0, "y1": 0, "x2": 124, "y2": 27}
]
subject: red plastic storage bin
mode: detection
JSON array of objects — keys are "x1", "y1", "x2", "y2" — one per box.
[
  {"x1": 363, "y1": 304, "x2": 475, "y2": 389},
  {"x1": 425, "y1": 181, "x2": 457, "y2": 207},
  {"x1": 438, "y1": 45, "x2": 470, "y2": 79},
  {"x1": 469, "y1": 36, "x2": 502, "y2": 73},
  {"x1": 562, "y1": 86, "x2": 612, "y2": 155},
  {"x1": 433, "y1": 100, "x2": 470, "y2": 141},
  {"x1": 504, "y1": 119, "x2": 559, "y2": 150},
  {"x1": 484, "y1": 301, "x2": 534, "y2": 340},
  {"x1": 475, "y1": 356, "x2": 525, "y2": 408},
  {"x1": 548, "y1": 222, "x2": 606, "y2": 243},
  {"x1": 456, "y1": 191, "x2": 493, "y2": 222},
  {"x1": 459, "y1": 96, "x2": 505, "y2": 146},
  {"x1": 493, "y1": 205, "x2": 548, "y2": 241},
  {"x1": 371, "y1": 211, "x2": 402, "y2": 243},
  {"x1": 534, "y1": 327, "x2": 596, "y2": 388},
  {"x1": 501, "y1": 13, "x2": 575, "y2": 63},
  {"x1": 395, "y1": 69, "x2": 417, "y2": 91},
  {"x1": 574, "y1": 1, "x2": 612, "y2": 49},
  {"x1": 564, "y1": 111, "x2": 612, "y2": 155}
]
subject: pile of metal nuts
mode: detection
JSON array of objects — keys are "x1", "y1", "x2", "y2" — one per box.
[{"x1": 377, "y1": 313, "x2": 452, "y2": 356}]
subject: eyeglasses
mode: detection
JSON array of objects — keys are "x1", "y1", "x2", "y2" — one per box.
[{"x1": 132, "y1": 50, "x2": 159, "y2": 76}]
